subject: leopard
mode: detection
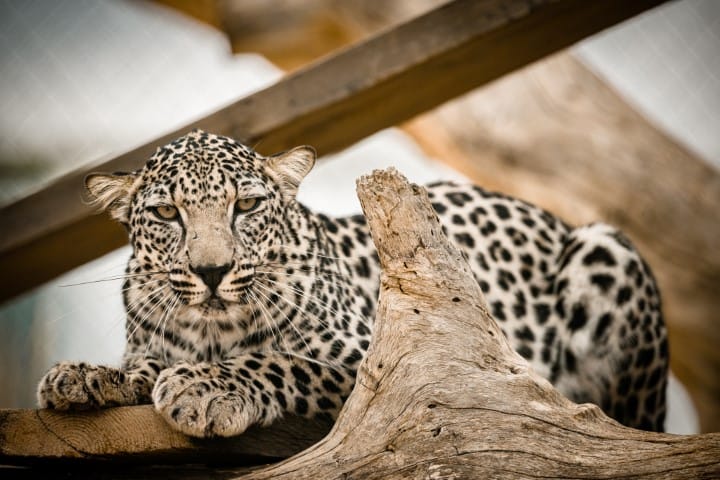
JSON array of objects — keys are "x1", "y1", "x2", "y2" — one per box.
[{"x1": 37, "y1": 129, "x2": 669, "y2": 436}]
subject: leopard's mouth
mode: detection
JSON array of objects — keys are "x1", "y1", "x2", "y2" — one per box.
[
  {"x1": 194, "y1": 272, "x2": 255, "y2": 308},
  {"x1": 203, "y1": 296, "x2": 226, "y2": 310},
  {"x1": 205, "y1": 297, "x2": 225, "y2": 310}
]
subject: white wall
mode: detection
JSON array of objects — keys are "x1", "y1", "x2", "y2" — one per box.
[{"x1": 576, "y1": 0, "x2": 720, "y2": 169}]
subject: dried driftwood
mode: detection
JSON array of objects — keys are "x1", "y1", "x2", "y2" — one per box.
[
  {"x1": 403, "y1": 52, "x2": 720, "y2": 431},
  {"x1": 242, "y1": 168, "x2": 720, "y2": 480}
]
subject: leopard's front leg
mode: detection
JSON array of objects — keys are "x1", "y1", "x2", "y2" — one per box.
[
  {"x1": 152, "y1": 352, "x2": 352, "y2": 437},
  {"x1": 37, "y1": 355, "x2": 165, "y2": 410}
]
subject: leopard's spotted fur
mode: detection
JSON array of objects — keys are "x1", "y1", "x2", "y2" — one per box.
[{"x1": 38, "y1": 130, "x2": 669, "y2": 436}]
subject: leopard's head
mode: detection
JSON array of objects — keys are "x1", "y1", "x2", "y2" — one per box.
[{"x1": 85, "y1": 130, "x2": 316, "y2": 323}]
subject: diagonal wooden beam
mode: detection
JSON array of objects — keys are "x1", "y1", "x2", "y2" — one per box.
[{"x1": 0, "y1": 0, "x2": 667, "y2": 303}]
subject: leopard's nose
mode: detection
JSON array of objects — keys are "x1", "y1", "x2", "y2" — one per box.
[{"x1": 191, "y1": 262, "x2": 233, "y2": 292}]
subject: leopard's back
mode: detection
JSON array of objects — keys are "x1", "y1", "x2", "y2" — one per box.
[{"x1": 323, "y1": 181, "x2": 668, "y2": 431}]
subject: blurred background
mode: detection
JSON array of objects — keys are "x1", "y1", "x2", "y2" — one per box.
[{"x1": 1, "y1": 0, "x2": 718, "y2": 434}]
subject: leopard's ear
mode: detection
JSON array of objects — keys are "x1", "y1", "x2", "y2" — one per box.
[
  {"x1": 84, "y1": 172, "x2": 139, "y2": 224},
  {"x1": 266, "y1": 146, "x2": 316, "y2": 198}
]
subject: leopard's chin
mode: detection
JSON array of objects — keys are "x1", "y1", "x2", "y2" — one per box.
[
  {"x1": 204, "y1": 296, "x2": 226, "y2": 310},
  {"x1": 183, "y1": 296, "x2": 250, "y2": 322},
  {"x1": 190, "y1": 285, "x2": 250, "y2": 309}
]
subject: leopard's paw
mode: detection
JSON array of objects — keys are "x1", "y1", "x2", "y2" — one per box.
[
  {"x1": 37, "y1": 362, "x2": 138, "y2": 409},
  {"x1": 152, "y1": 362, "x2": 262, "y2": 437}
]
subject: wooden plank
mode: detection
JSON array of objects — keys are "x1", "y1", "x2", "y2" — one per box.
[
  {"x1": 402, "y1": 52, "x2": 720, "y2": 431},
  {"x1": 0, "y1": 406, "x2": 330, "y2": 466},
  {"x1": 0, "y1": 0, "x2": 668, "y2": 302}
]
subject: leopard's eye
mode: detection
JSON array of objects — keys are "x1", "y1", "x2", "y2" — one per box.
[
  {"x1": 236, "y1": 197, "x2": 262, "y2": 214},
  {"x1": 150, "y1": 205, "x2": 179, "y2": 221}
]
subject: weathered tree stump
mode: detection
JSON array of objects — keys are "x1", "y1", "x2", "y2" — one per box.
[
  {"x1": 242, "y1": 168, "x2": 720, "y2": 479},
  {"x1": 402, "y1": 52, "x2": 720, "y2": 431}
]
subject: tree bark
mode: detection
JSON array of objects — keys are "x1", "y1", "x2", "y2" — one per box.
[
  {"x1": 242, "y1": 168, "x2": 720, "y2": 480},
  {"x1": 402, "y1": 52, "x2": 720, "y2": 431}
]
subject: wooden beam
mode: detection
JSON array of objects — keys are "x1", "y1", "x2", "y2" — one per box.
[
  {"x1": 0, "y1": 0, "x2": 668, "y2": 302},
  {"x1": 0, "y1": 406, "x2": 330, "y2": 466}
]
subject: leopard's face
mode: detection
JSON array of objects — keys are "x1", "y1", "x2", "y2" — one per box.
[
  {"x1": 131, "y1": 151, "x2": 278, "y2": 310},
  {"x1": 86, "y1": 130, "x2": 315, "y2": 324}
]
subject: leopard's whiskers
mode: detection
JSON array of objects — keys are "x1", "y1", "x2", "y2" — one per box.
[
  {"x1": 245, "y1": 300, "x2": 263, "y2": 342},
  {"x1": 144, "y1": 290, "x2": 178, "y2": 359},
  {"x1": 252, "y1": 281, "x2": 314, "y2": 359},
  {"x1": 160, "y1": 292, "x2": 181, "y2": 364},
  {"x1": 130, "y1": 239, "x2": 181, "y2": 357},
  {"x1": 247, "y1": 287, "x2": 292, "y2": 364},
  {"x1": 272, "y1": 245, "x2": 347, "y2": 262},
  {"x1": 103, "y1": 278, "x2": 167, "y2": 337},
  {"x1": 59, "y1": 271, "x2": 168, "y2": 288},
  {"x1": 249, "y1": 282, "x2": 346, "y2": 371},
  {"x1": 125, "y1": 283, "x2": 170, "y2": 340},
  {"x1": 245, "y1": 288, "x2": 273, "y2": 345},
  {"x1": 266, "y1": 349, "x2": 345, "y2": 371},
  {"x1": 255, "y1": 275, "x2": 331, "y2": 327},
  {"x1": 129, "y1": 284, "x2": 172, "y2": 345},
  {"x1": 40, "y1": 280, "x2": 135, "y2": 336},
  {"x1": 155, "y1": 238, "x2": 185, "y2": 361},
  {"x1": 240, "y1": 235, "x2": 292, "y2": 359},
  {"x1": 256, "y1": 287, "x2": 295, "y2": 364},
  {"x1": 255, "y1": 263, "x2": 349, "y2": 282},
  {"x1": 120, "y1": 277, "x2": 165, "y2": 294},
  {"x1": 258, "y1": 276, "x2": 364, "y2": 330}
]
